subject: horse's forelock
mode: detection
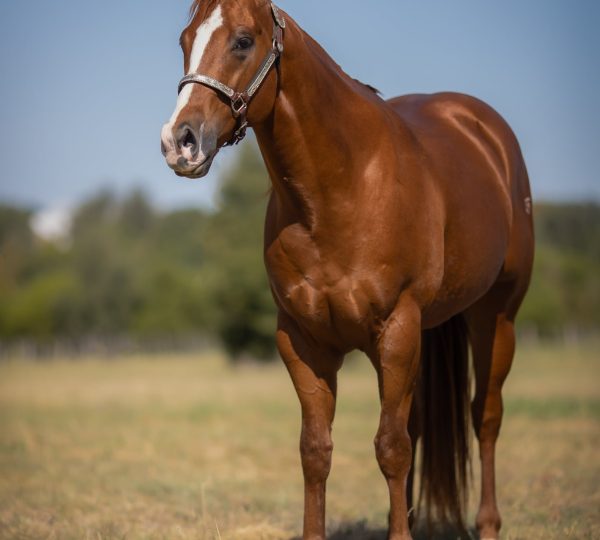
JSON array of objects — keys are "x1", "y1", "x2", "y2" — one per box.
[
  {"x1": 189, "y1": 0, "x2": 269, "y2": 21},
  {"x1": 188, "y1": 0, "x2": 220, "y2": 22}
]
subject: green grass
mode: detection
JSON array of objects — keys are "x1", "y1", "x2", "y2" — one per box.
[{"x1": 0, "y1": 341, "x2": 599, "y2": 539}]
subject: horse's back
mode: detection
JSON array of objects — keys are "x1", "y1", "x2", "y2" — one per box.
[
  {"x1": 387, "y1": 91, "x2": 530, "y2": 206},
  {"x1": 386, "y1": 92, "x2": 534, "y2": 323}
]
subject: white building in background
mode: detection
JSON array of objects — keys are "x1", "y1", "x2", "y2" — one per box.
[{"x1": 31, "y1": 206, "x2": 72, "y2": 242}]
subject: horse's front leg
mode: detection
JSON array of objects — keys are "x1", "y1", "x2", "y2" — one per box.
[
  {"x1": 276, "y1": 313, "x2": 343, "y2": 540},
  {"x1": 371, "y1": 297, "x2": 421, "y2": 540}
]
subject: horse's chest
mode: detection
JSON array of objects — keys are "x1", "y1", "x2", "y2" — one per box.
[
  {"x1": 275, "y1": 272, "x2": 374, "y2": 347},
  {"x1": 285, "y1": 273, "x2": 365, "y2": 323},
  {"x1": 265, "y1": 230, "x2": 395, "y2": 348}
]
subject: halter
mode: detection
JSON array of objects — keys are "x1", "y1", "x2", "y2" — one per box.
[{"x1": 177, "y1": 3, "x2": 286, "y2": 147}]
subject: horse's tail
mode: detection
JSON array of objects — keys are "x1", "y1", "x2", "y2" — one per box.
[{"x1": 417, "y1": 313, "x2": 471, "y2": 531}]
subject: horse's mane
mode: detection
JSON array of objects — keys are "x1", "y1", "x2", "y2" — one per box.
[{"x1": 354, "y1": 79, "x2": 381, "y2": 96}]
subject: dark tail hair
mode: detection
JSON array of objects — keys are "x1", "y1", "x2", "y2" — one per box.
[{"x1": 417, "y1": 314, "x2": 471, "y2": 531}]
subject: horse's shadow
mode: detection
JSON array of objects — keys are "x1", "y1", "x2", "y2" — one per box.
[{"x1": 291, "y1": 521, "x2": 478, "y2": 540}]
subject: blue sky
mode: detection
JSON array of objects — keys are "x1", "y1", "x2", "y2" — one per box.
[{"x1": 0, "y1": 0, "x2": 598, "y2": 211}]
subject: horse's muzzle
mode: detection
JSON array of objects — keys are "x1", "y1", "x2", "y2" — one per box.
[{"x1": 160, "y1": 121, "x2": 217, "y2": 179}]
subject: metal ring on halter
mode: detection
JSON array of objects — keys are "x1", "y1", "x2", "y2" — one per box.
[{"x1": 231, "y1": 95, "x2": 248, "y2": 117}]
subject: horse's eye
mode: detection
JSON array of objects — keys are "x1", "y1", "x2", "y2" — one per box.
[{"x1": 234, "y1": 37, "x2": 254, "y2": 51}]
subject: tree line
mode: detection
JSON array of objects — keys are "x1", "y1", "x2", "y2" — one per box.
[{"x1": 0, "y1": 142, "x2": 598, "y2": 358}]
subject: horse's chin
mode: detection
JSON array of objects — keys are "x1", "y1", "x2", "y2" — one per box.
[
  {"x1": 175, "y1": 165, "x2": 212, "y2": 180},
  {"x1": 171, "y1": 154, "x2": 215, "y2": 179}
]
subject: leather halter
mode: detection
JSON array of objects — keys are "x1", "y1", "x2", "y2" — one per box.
[{"x1": 177, "y1": 3, "x2": 286, "y2": 147}]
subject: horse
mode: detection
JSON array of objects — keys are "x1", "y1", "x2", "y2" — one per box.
[{"x1": 160, "y1": 1, "x2": 534, "y2": 538}]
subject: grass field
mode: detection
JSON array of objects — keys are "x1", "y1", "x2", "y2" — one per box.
[{"x1": 0, "y1": 342, "x2": 598, "y2": 539}]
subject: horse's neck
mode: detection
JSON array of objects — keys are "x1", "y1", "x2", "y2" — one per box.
[{"x1": 253, "y1": 20, "x2": 392, "y2": 226}]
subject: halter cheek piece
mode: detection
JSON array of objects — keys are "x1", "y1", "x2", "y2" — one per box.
[{"x1": 177, "y1": 3, "x2": 286, "y2": 147}]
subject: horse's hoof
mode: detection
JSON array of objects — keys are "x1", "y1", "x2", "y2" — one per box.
[{"x1": 479, "y1": 527, "x2": 500, "y2": 540}]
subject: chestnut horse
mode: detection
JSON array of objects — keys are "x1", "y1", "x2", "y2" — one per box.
[{"x1": 160, "y1": 1, "x2": 534, "y2": 538}]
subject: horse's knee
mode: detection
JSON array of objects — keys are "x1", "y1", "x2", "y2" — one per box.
[
  {"x1": 300, "y1": 425, "x2": 333, "y2": 484},
  {"x1": 374, "y1": 424, "x2": 411, "y2": 480}
]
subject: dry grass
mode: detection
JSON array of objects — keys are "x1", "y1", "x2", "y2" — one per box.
[{"x1": 0, "y1": 341, "x2": 598, "y2": 539}]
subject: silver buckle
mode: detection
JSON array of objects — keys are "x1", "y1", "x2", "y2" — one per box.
[{"x1": 231, "y1": 95, "x2": 247, "y2": 117}]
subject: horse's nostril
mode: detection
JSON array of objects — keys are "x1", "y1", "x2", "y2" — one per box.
[
  {"x1": 176, "y1": 126, "x2": 200, "y2": 161},
  {"x1": 182, "y1": 128, "x2": 197, "y2": 150},
  {"x1": 174, "y1": 125, "x2": 200, "y2": 162}
]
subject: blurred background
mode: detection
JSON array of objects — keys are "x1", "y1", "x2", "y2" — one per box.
[{"x1": 0, "y1": 1, "x2": 598, "y2": 539}]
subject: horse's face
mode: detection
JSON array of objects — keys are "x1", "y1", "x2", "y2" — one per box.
[{"x1": 161, "y1": 0, "x2": 278, "y2": 178}]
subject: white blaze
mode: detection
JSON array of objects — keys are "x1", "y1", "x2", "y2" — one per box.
[
  {"x1": 165, "y1": 5, "x2": 224, "y2": 130},
  {"x1": 188, "y1": 5, "x2": 224, "y2": 76}
]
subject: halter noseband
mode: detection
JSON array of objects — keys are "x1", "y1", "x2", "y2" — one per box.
[{"x1": 177, "y1": 3, "x2": 286, "y2": 147}]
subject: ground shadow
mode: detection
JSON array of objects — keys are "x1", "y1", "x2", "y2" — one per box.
[
  {"x1": 412, "y1": 524, "x2": 479, "y2": 540},
  {"x1": 327, "y1": 521, "x2": 386, "y2": 540},
  {"x1": 291, "y1": 521, "x2": 479, "y2": 540},
  {"x1": 289, "y1": 522, "x2": 385, "y2": 540}
]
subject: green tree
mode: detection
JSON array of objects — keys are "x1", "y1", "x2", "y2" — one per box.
[
  {"x1": 0, "y1": 205, "x2": 34, "y2": 292},
  {"x1": 204, "y1": 141, "x2": 277, "y2": 360},
  {"x1": 518, "y1": 203, "x2": 600, "y2": 335}
]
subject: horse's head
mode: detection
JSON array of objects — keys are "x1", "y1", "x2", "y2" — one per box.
[{"x1": 161, "y1": 0, "x2": 285, "y2": 179}]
